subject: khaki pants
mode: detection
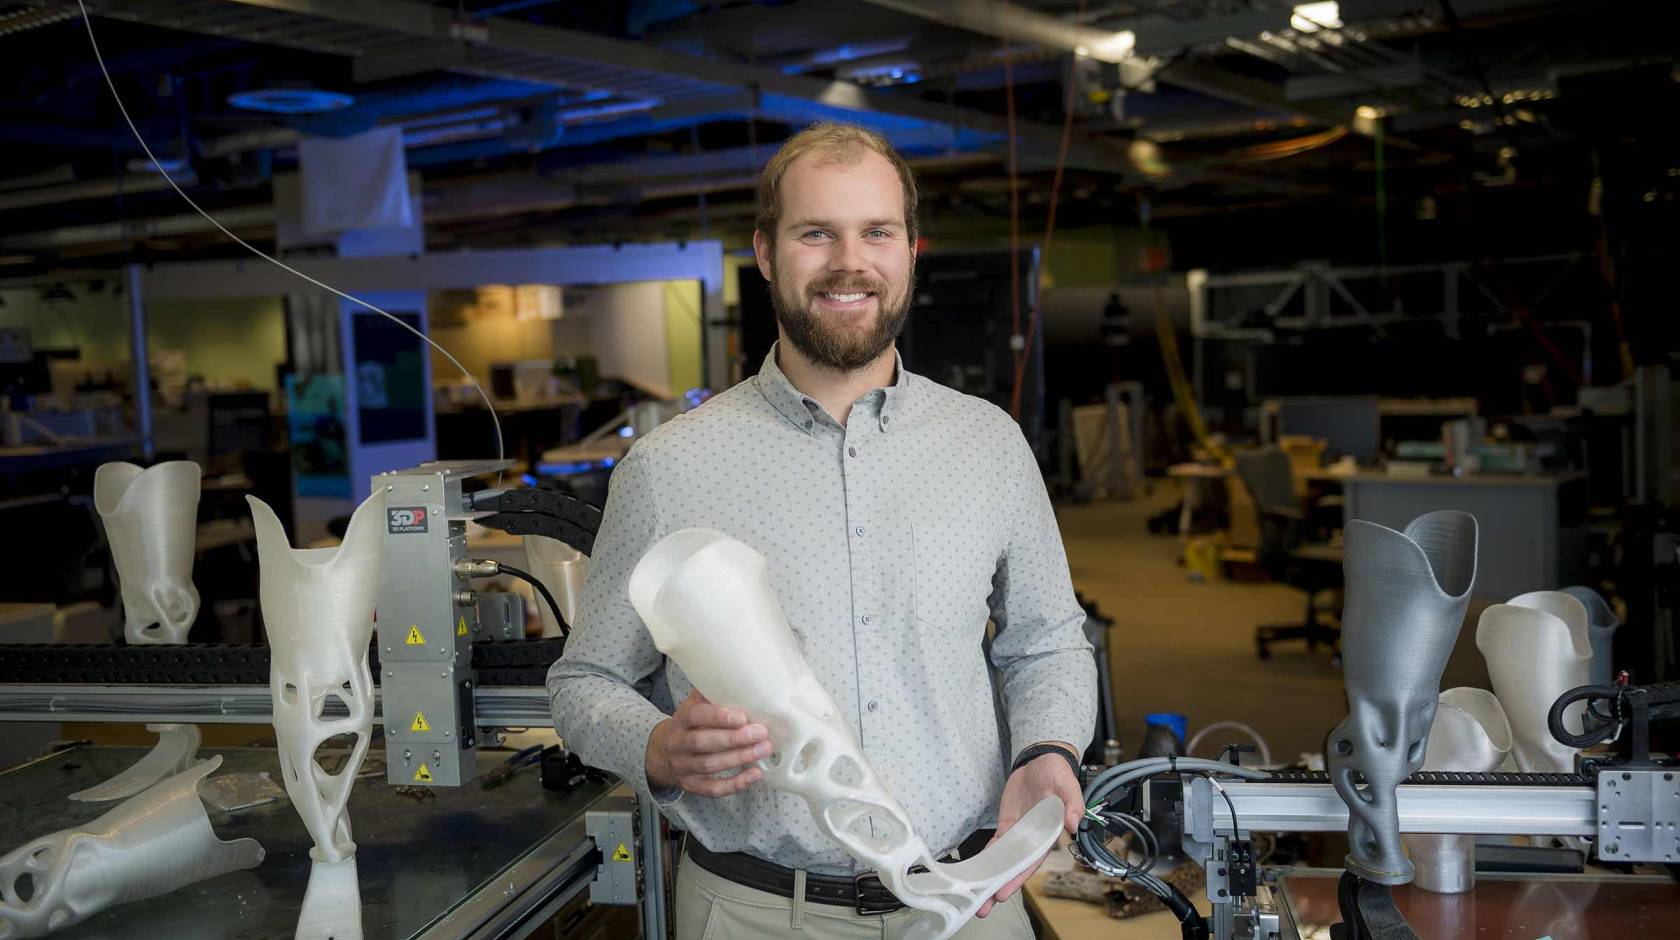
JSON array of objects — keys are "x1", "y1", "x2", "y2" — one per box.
[{"x1": 674, "y1": 848, "x2": 1036, "y2": 940}]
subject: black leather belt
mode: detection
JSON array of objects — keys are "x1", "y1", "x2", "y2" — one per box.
[{"x1": 685, "y1": 828, "x2": 995, "y2": 917}]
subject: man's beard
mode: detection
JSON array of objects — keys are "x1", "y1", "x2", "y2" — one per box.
[{"x1": 770, "y1": 263, "x2": 914, "y2": 372}]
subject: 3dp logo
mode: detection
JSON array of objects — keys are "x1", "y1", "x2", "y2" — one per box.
[{"x1": 388, "y1": 507, "x2": 429, "y2": 534}]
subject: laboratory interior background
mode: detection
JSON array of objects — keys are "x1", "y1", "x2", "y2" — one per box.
[{"x1": 0, "y1": 1, "x2": 1676, "y2": 938}]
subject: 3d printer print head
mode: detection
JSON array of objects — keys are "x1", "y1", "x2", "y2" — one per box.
[
  {"x1": 1326, "y1": 510, "x2": 1477, "y2": 886},
  {"x1": 94, "y1": 460, "x2": 202, "y2": 645},
  {"x1": 629, "y1": 528, "x2": 1064, "y2": 940},
  {"x1": 247, "y1": 489, "x2": 385, "y2": 864}
]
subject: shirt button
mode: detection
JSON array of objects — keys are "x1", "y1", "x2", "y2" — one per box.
[
  {"x1": 848, "y1": 446, "x2": 858, "y2": 457},
  {"x1": 882, "y1": 415, "x2": 890, "y2": 426},
  {"x1": 867, "y1": 700, "x2": 879, "y2": 712},
  {"x1": 855, "y1": 526, "x2": 865, "y2": 537},
  {"x1": 805, "y1": 420, "x2": 813, "y2": 429},
  {"x1": 861, "y1": 614, "x2": 872, "y2": 625}
]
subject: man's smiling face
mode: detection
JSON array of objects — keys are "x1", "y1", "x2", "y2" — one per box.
[{"x1": 756, "y1": 147, "x2": 916, "y2": 372}]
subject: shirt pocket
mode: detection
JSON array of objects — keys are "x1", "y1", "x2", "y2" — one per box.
[{"x1": 912, "y1": 519, "x2": 1000, "y2": 638}]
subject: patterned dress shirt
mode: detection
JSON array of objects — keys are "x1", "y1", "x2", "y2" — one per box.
[{"x1": 548, "y1": 343, "x2": 1096, "y2": 874}]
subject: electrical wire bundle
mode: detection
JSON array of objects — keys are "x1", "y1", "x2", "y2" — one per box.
[{"x1": 1073, "y1": 757, "x2": 1270, "y2": 940}]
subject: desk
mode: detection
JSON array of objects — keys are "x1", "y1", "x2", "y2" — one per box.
[
  {"x1": 1282, "y1": 866, "x2": 1680, "y2": 938},
  {"x1": 1340, "y1": 472, "x2": 1587, "y2": 599}
]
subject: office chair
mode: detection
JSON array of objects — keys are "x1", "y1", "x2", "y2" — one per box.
[{"x1": 1233, "y1": 448, "x2": 1344, "y2": 661}]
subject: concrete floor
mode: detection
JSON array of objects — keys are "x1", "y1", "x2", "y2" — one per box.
[{"x1": 1058, "y1": 481, "x2": 1495, "y2": 766}]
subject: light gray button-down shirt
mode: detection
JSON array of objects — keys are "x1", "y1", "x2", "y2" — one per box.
[{"x1": 547, "y1": 344, "x2": 1096, "y2": 874}]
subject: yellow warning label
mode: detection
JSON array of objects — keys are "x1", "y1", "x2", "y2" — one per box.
[
  {"x1": 410, "y1": 711, "x2": 431, "y2": 732},
  {"x1": 414, "y1": 763, "x2": 433, "y2": 783},
  {"x1": 611, "y1": 842, "x2": 633, "y2": 863},
  {"x1": 457, "y1": 615, "x2": 468, "y2": 636},
  {"x1": 405, "y1": 625, "x2": 426, "y2": 646}
]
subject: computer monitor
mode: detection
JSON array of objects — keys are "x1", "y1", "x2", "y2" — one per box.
[{"x1": 1276, "y1": 396, "x2": 1382, "y2": 463}]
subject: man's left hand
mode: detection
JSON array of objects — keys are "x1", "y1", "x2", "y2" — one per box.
[{"x1": 975, "y1": 743, "x2": 1084, "y2": 918}]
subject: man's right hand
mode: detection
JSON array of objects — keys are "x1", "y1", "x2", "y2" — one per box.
[{"x1": 645, "y1": 690, "x2": 771, "y2": 797}]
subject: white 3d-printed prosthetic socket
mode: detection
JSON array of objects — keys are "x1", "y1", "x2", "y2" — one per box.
[
  {"x1": 1560, "y1": 585, "x2": 1621, "y2": 686},
  {"x1": 248, "y1": 490, "x2": 385, "y2": 940},
  {"x1": 0, "y1": 756, "x2": 263, "y2": 939},
  {"x1": 1475, "y1": 590, "x2": 1592, "y2": 774},
  {"x1": 94, "y1": 461, "x2": 202, "y2": 645},
  {"x1": 522, "y1": 535, "x2": 589, "y2": 637},
  {"x1": 630, "y1": 528, "x2": 1065, "y2": 940},
  {"x1": 1404, "y1": 688, "x2": 1513, "y2": 894},
  {"x1": 69, "y1": 723, "x2": 201, "y2": 803}
]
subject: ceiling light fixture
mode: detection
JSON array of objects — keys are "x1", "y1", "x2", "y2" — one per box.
[
  {"x1": 1291, "y1": 2, "x2": 1342, "y2": 33},
  {"x1": 227, "y1": 87, "x2": 355, "y2": 115}
]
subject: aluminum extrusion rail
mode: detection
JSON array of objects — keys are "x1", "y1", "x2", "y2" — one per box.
[
  {"x1": 0, "y1": 683, "x2": 553, "y2": 728},
  {"x1": 0, "y1": 639, "x2": 566, "y2": 686},
  {"x1": 1181, "y1": 777, "x2": 1598, "y2": 838}
]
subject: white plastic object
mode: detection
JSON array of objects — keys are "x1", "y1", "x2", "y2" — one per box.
[
  {"x1": 94, "y1": 461, "x2": 202, "y2": 644},
  {"x1": 521, "y1": 535, "x2": 590, "y2": 637},
  {"x1": 1475, "y1": 591, "x2": 1592, "y2": 774},
  {"x1": 248, "y1": 489, "x2": 385, "y2": 940},
  {"x1": 69, "y1": 723, "x2": 201, "y2": 803},
  {"x1": 629, "y1": 528, "x2": 1063, "y2": 940},
  {"x1": 1405, "y1": 688, "x2": 1513, "y2": 894},
  {"x1": 1561, "y1": 585, "x2": 1621, "y2": 686},
  {"x1": 1185, "y1": 720, "x2": 1273, "y2": 768},
  {"x1": 0, "y1": 756, "x2": 263, "y2": 939}
]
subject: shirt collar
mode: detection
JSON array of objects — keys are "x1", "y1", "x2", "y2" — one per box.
[{"x1": 755, "y1": 341, "x2": 911, "y2": 436}]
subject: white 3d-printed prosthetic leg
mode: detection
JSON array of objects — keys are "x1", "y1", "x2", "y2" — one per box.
[
  {"x1": 68, "y1": 723, "x2": 201, "y2": 803},
  {"x1": 94, "y1": 461, "x2": 201, "y2": 645},
  {"x1": 630, "y1": 528, "x2": 1064, "y2": 940},
  {"x1": 249, "y1": 490, "x2": 385, "y2": 940},
  {"x1": 81, "y1": 461, "x2": 206, "y2": 802},
  {"x1": 1404, "y1": 687, "x2": 1513, "y2": 893},
  {"x1": 0, "y1": 757, "x2": 263, "y2": 939},
  {"x1": 1475, "y1": 590, "x2": 1592, "y2": 774},
  {"x1": 1560, "y1": 585, "x2": 1621, "y2": 686},
  {"x1": 522, "y1": 535, "x2": 589, "y2": 637}
]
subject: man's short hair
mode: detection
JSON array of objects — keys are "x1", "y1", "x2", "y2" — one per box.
[{"x1": 755, "y1": 122, "x2": 919, "y2": 247}]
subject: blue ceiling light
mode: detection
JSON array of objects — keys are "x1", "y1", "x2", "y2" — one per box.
[
  {"x1": 126, "y1": 155, "x2": 189, "y2": 174},
  {"x1": 227, "y1": 88, "x2": 356, "y2": 115}
]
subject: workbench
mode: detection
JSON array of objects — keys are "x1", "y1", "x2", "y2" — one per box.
[
  {"x1": 0, "y1": 744, "x2": 620, "y2": 939},
  {"x1": 1027, "y1": 864, "x2": 1680, "y2": 939}
]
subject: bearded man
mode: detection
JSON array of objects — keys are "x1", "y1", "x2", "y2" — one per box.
[{"x1": 549, "y1": 122, "x2": 1096, "y2": 939}]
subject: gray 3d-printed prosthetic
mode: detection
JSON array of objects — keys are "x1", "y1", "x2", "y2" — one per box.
[{"x1": 1326, "y1": 510, "x2": 1478, "y2": 885}]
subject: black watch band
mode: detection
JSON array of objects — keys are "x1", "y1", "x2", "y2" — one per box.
[{"x1": 1011, "y1": 743, "x2": 1081, "y2": 781}]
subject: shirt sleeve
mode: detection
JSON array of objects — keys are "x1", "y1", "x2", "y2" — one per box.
[
  {"x1": 546, "y1": 448, "x2": 684, "y2": 807},
  {"x1": 987, "y1": 428, "x2": 1099, "y2": 764}
]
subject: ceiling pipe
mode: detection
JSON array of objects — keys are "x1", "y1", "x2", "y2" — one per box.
[
  {"x1": 854, "y1": 0, "x2": 1137, "y2": 63},
  {"x1": 0, "y1": 172, "x2": 199, "y2": 212}
]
